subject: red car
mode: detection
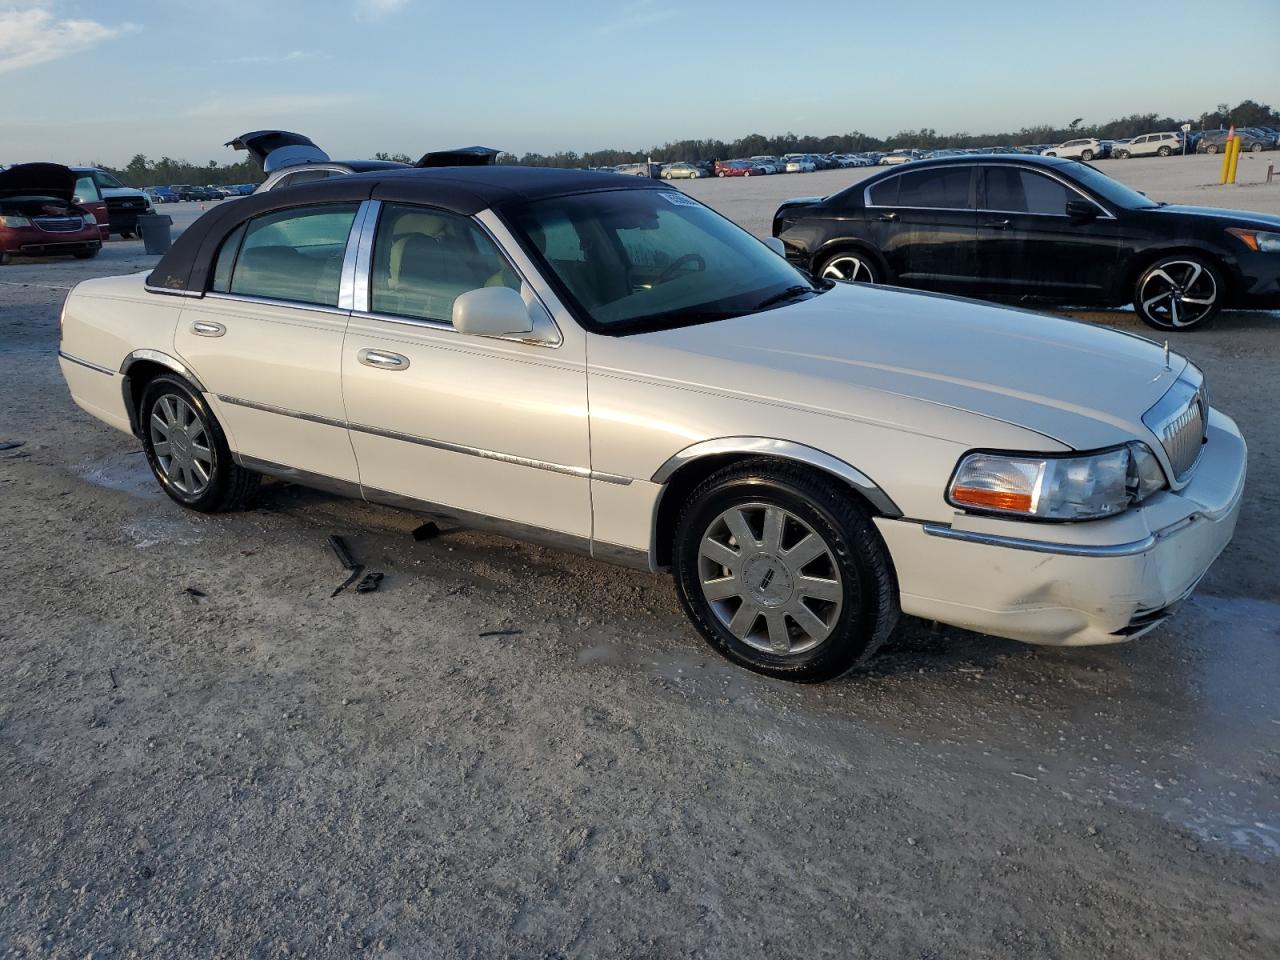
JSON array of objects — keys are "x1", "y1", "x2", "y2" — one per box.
[
  {"x1": 0, "y1": 163, "x2": 103, "y2": 265},
  {"x1": 715, "y1": 160, "x2": 756, "y2": 178}
]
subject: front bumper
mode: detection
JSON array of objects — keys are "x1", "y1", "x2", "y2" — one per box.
[
  {"x1": 1, "y1": 227, "x2": 102, "y2": 257},
  {"x1": 875, "y1": 409, "x2": 1246, "y2": 646}
]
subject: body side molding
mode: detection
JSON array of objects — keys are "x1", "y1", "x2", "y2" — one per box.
[{"x1": 650, "y1": 437, "x2": 902, "y2": 517}]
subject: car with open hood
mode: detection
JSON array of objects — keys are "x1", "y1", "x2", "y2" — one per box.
[
  {"x1": 56, "y1": 165, "x2": 1246, "y2": 682},
  {"x1": 0, "y1": 162, "x2": 103, "y2": 265},
  {"x1": 226, "y1": 129, "x2": 501, "y2": 193}
]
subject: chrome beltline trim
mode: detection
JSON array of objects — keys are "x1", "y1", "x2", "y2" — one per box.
[
  {"x1": 143, "y1": 282, "x2": 203, "y2": 298},
  {"x1": 921, "y1": 522, "x2": 1157, "y2": 557},
  {"x1": 58, "y1": 350, "x2": 115, "y2": 376},
  {"x1": 217, "y1": 394, "x2": 632, "y2": 485}
]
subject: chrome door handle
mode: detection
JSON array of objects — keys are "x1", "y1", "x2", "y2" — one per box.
[
  {"x1": 876, "y1": 212, "x2": 899, "y2": 222},
  {"x1": 191, "y1": 320, "x2": 225, "y2": 337},
  {"x1": 984, "y1": 219, "x2": 1011, "y2": 229},
  {"x1": 357, "y1": 348, "x2": 410, "y2": 371}
]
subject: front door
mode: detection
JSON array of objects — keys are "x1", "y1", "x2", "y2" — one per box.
[
  {"x1": 863, "y1": 164, "x2": 980, "y2": 295},
  {"x1": 174, "y1": 202, "x2": 362, "y2": 482},
  {"x1": 974, "y1": 165, "x2": 1120, "y2": 303},
  {"x1": 340, "y1": 203, "x2": 592, "y2": 541}
]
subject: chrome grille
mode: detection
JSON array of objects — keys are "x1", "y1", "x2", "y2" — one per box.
[
  {"x1": 1142, "y1": 372, "x2": 1207, "y2": 483},
  {"x1": 33, "y1": 216, "x2": 85, "y2": 233}
]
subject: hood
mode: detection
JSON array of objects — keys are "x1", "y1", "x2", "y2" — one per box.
[
  {"x1": 595, "y1": 283, "x2": 1186, "y2": 453},
  {"x1": 1151, "y1": 204, "x2": 1280, "y2": 231},
  {"x1": 226, "y1": 130, "x2": 330, "y2": 173},
  {"x1": 0, "y1": 162, "x2": 76, "y2": 202}
]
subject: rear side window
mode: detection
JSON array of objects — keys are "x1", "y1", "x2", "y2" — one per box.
[
  {"x1": 982, "y1": 168, "x2": 1073, "y2": 215},
  {"x1": 865, "y1": 175, "x2": 900, "y2": 206},
  {"x1": 893, "y1": 167, "x2": 972, "y2": 209},
  {"x1": 215, "y1": 204, "x2": 359, "y2": 306},
  {"x1": 276, "y1": 169, "x2": 335, "y2": 189},
  {"x1": 369, "y1": 204, "x2": 520, "y2": 323}
]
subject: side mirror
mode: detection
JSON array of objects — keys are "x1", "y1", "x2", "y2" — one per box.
[
  {"x1": 1065, "y1": 198, "x2": 1099, "y2": 223},
  {"x1": 452, "y1": 286, "x2": 534, "y2": 338},
  {"x1": 763, "y1": 236, "x2": 786, "y2": 257}
]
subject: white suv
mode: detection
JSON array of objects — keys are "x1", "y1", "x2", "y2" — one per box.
[
  {"x1": 1113, "y1": 133, "x2": 1182, "y2": 159},
  {"x1": 1042, "y1": 138, "x2": 1102, "y2": 161}
]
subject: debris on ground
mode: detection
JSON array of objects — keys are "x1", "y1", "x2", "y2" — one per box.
[
  {"x1": 0, "y1": 439, "x2": 25, "y2": 451},
  {"x1": 327, "y1": 535, "x2": 358, "y2": 571},
  {"x1": 183, "y1": 586, "x2": 207, "y2": 600},
  {"x1": 478, "y1": 629, "x2": 523, "y2": 638},
  {"x1": 355, "y1": 571, "x2": 384, "y2": 593},
  {"x1": 411, "y1": 521, "x2": 441, "y2": 541},
  {"x1": 107, "y1": 668, "x2": 118, "y2": 690}
]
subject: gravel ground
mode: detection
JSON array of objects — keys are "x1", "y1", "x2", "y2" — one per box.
[{"x1": 1, "y1": 156, "x2": 1278, "y2": 959}]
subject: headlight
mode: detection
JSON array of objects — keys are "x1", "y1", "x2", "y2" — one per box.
[
  {"x1": 948, "y1": 443, "x2": 1167, "y2": 521},
  {"x1": 81, "y1": 212, "x2": 97, "y2": 225},
  {"x1": 1227, "y1": 228, "x2": 1280, "y2": 253},
  {"x1": 0, "y1": 215, "x2": 32, "y2": 228}
]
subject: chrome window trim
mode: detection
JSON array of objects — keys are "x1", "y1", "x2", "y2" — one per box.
[
  {"x1": 203, "y1": 290, "x2": 351, "y2": 318},
  {"x1": 58, "y1": 350, "x2": 114, "y2": 376},
  {"x1": 217, "y1": 393, "x2": 631, "y2": 485},
  {"x1": 338, "y1": 200, "x2": 377, "y2": 311},
  {"x1": 143, "y1": 283, "x2": 203, "y2": 298},
  {"x1": 862, "y1": 162, "x2": 1116, "y2": 220}
]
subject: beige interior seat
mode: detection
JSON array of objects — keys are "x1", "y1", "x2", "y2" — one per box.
[{"x1": 388, "y1": 212, "x2": 449, "y2": 289}]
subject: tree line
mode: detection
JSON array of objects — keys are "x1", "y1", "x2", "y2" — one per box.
[{"x1": 95, "y1": 99, "x2": 1279, "y2": 185}]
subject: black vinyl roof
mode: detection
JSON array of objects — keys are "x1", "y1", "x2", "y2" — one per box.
[{"x1": 148, "y1": 165, "x2": 667, "y2": 294}]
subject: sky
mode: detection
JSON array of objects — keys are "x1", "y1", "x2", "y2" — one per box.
[{"x1": 2, "y1": 0, "x2": 1278, "y2": 167}]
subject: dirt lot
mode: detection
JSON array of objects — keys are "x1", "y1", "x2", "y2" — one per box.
[{"x1": 1, "y1": 156, "x2": 1278, "y2": 959}]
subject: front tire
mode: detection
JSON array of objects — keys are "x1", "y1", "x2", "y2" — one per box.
[
  {"x1": 1157, "y1": 145, "x2": 1171, "y2": 157},
  {"x1": 1132, "y1": 255, "x2": 1224, "y2": 331},
  {"x1": 140, "y1": 373, "x2": 260, "y2": 512},
  {"x1": 673, "y1": 460, "x2": 899, "y2": 682},
  {"x1": 1080, "y1": 149, "x2": 1094, "y2": 161},
  {"x1": 1205, "y1": 143, "x2": 1219, "y2": 155},
  {"x1": 817, "y1": 250, "x2": 879, "y2": 284},
  {"x1": 1250, "y1": 142, "x2": 1263, "y2": 153}
]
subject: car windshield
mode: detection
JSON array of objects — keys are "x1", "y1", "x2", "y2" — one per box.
[
  {"x1": 505, "y1": 188, "x2": 817, "y2": 335},
  {"x1": 92, "y1": 170, "x2": 123, "y2": 189},
  {"x1": 1066, "y1": 164, "x2": 1160, "y2": 209}
]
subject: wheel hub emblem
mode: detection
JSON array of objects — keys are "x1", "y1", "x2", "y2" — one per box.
[{"x1": 743, "y1": 553, "x2": 794, "y2": 608}]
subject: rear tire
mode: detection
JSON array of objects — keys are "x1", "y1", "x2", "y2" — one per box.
[
  {"x1": 672, "y1": 459, "x2": 899, "y2": 682},
  {"x1": 1206, "y1": 143, "x2": 1219, "y2": 155},
  {"x1": 817, "y1": 250, "x2": 880, "y2": 284},
  {"x1": 1251, "y1": 142, "x2": 1263, "y2": 153},
  {"x1": 1157, "y1": 145, "x2": 1171, "y2": 157},
  {"x1": 140, "y1": 373, "x2": 260, "y2": 512},
  {"x1": 1115, "y1": 150, "x2": 1129, "y2": 159}
]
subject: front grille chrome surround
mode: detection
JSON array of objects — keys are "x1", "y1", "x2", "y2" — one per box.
[
  {"x1": 33, "y1": 216, "x2": 85, "y2": 234},
  {"x1": 1142, "y1": 368, "x2": 1207, "y2": 483}
]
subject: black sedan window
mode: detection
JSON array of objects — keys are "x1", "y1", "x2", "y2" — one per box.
[
  {"x1": 895, "y1": 167, "x2": 972, "y2": 209},
  {"x1": 982, "y1": 168, "x2": 1073, "y2": 215}
]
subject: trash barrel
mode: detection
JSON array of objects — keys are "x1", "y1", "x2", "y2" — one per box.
[{"x1": 138, "y1": 214, "x2": 174, "y2": 255}]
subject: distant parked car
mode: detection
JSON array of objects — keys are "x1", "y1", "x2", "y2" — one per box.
[
  {"x1": 879, "y1": 150, "x2": 918, "y2": 166},
  {"x1": 714, "y1": 160, "x2": 756, "y2": 177},
  {"x1": 660, "y1": 162, "x2": 705, "y2": 180},
  {"x1": 784, "y1": 157, "x2": 816, "y2": 173},
  {"x1": 1042, "y1": 138, "x2": 1102, "y2": 161},
  {"x1": 1197, "y1": 130, "x2": 1270, "y2": 154},
  {"x1": 0, "y1": 163, "x2": 103, "y2": 265},
  {"x1": 1113, "y1": 132, "x2": 1182, "y2": 159},
  {"x1": 145, "y1": 186, "x2": 179, "y2": 204}
]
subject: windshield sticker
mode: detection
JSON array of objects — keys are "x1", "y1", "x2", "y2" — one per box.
[{"x1": 661, "y1": 191, "x2": 701, "y2": 208}]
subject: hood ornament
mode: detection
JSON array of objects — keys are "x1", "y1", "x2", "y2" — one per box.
[{"x1": 1163, "y1": 340, "x2": 1171, "y2": 371}]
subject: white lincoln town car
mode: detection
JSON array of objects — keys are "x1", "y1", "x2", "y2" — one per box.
[{"x1": 57, "y1": 166, "x2": 1246, "y2": 681}]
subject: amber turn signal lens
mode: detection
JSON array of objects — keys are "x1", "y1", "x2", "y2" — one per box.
[
  {"x1": 950, "y1": 486, "x2": 1034, "y2": 513},
  {"x1": 1226, "y1": 228, "x2": 1259, "y2": 251}
]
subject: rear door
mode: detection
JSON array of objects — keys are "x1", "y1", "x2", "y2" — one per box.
[
  {"x1": 174, "y1": 202, "x2": 362, "y2": 481},
  {"x1": 862, "y1": 165, "x2": 979, "y2": 294},
  {"x1": 975, "y1": 165, "x2": 1119, "y2": 302}
]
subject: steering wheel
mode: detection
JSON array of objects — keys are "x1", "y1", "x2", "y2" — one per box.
[{"x1": 655, "y1": 253, "x2": 705, "y2": 285}]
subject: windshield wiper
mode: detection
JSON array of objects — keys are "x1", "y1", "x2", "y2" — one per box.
[{"x1": 754, "y1": 284, "x2": 815, "y2": 311}]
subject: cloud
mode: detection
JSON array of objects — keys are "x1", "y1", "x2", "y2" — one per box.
[
  {"x1": 217, "y1": 49, "x2": 326, "y2": 65},
  {"x1": 0, "y1": 6, "x2": 136, "y2": 75},
  {"x1": 595, "y1": 1, "x2": 676, "y2": 35},
  {"x1": 185, "y1": 93, "x2": 360, "y2": 120},
  {"x1": 354, "y1": 0, "x2": 409, "y2": 20}
]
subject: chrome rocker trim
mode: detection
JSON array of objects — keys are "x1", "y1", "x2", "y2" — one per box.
[{"x1": 58, "y1": 350, "x2": 115, "y2": 376}]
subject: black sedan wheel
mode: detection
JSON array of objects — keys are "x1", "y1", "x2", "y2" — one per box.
[
  {"x1": 818, "y1": 251, "x2": 878, "y2": 284},
  {"x1": 673, "y1": 459, "x2": 899, "y2": 682},
  {"x1": 140, "y1": 373, "x2": 260, "y2": 512},
  {"x1": 1133, "y1": 256, "x2": 1223, "y2": 331},
  {"x1": 1250, "y1": 142, "x2": 1263, "y2": 153}
]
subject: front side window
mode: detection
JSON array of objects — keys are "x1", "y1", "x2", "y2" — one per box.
[
  {"x1": 982, "y1": 168, "x2": 1073, "y2": 215},
  {"x1": 219, "y1": 203, "x2": 359, "y2": 306},
  {"x1": 894, "y1": 167, "x2": 972, "y2": 209},
  {"x1": 73, "y1": 175, "x2": 101, "y2": 204},
  {"x1": 369, "y1": 204, "x2": 520, "y2": 322},
  {"x1": 506, "y1": 188, "x2": 815, "y2": 334}
]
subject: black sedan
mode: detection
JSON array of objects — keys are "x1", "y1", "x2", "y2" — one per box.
[{"x1": 772, "y1": 154, "x2": 1280, "y2": 330}]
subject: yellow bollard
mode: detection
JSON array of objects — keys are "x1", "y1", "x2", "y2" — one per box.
[
  {"x1": 1220, "y1": 137, "x2": 1232, "y2": 183},
  {"x1": 1226, "y1": 136, "x2": 1242, "y2": 184}
]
